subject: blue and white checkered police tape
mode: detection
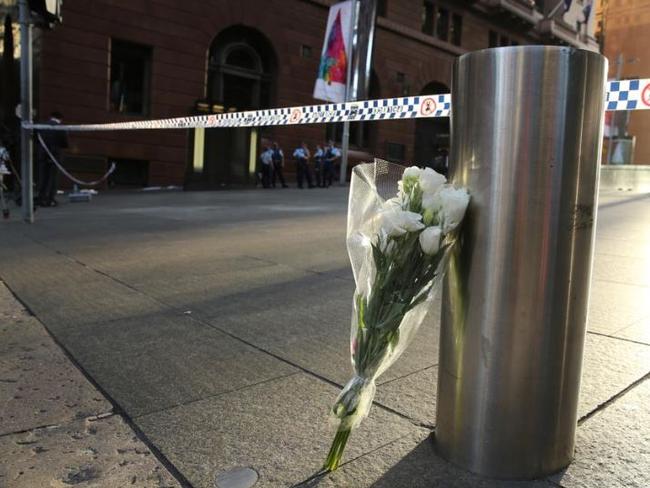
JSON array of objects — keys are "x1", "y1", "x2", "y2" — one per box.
[{"x1": 25, "y1": 79, "x2": 650, "y2": 132}]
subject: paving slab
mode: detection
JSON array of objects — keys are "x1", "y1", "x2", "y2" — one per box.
[
  {"x1": 611, "y1": 316, "x2": 650, "y2": 345},
  {"x1": 131, "y1": 263, "x2": 318, "y2": 316},
  {"x1": 136, "y1": 373, "x2": 420, "y2": 488},
  {"x1": 0, "y1": 414, "x2": 180, "y2": 488},
  {"x1": 305, "y1": 429, "x2": 555, "y2": 488},
  {"x1": 205, "y1": 273, "x2": 442, "y2": 387},
  {"x1": 375, "y1": 367, "x2": 438, "y2": 427},
  {"x1": 578, "y1": 333, "x2": 650, "y2": 419},
  {"x1": 586, "y1": 280, "x2": 650, "y2": 334},
  {"x1": 592, "y1": 254, "x2": 650, "y2": 287},
  {"x1": 550, "y1": 379, "x2": 650, "y2": 488},
  {"x1": 0, "y1": 284, "x2": 112, "y2": 436},
  {"x1": 593, "y1": 236, "x2": 650, "y2": 260},
  {"x1": 55, "y1": 313, "x2": 297, "y2": 418},
  {"x1": 0, "y1": 236, "x2": 163, "y2": 332}
]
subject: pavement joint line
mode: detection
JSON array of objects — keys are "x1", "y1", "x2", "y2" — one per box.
[
  {"x1": 377, "y1": 364, "x2": 438, "y2": 387},
  {"x1": 0, "y1": 412, "x2": 117, "y2": 440},
  {"x1": 586, "y1": 330, "x2": 650, "y2": 347},
  {"x1": 578, "y1": 370, "x2": 650, "y2": 425},
  {"x1": 241, "y1": 253, "x2": 354, "y2": 284},
  {"x1": 543, "y1": 475, "x2": 565, "y2": 487},
  {"x1": 0, "y1": 279, "x2": 196, "y2": 488},
  {"x1": 598, "y1": 192, "x2": 650, "y2": 209},
  {"x1": 131, "y1": 371, "x2": 302, "y2": 420},
  {"x1": 290, "y1": 430, "x2": 424, "y2": 488}
]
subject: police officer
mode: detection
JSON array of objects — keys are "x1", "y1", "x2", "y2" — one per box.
[
  {"x1": 271, "y1": 142, "x2": 288, "y2": 188},
  {"x1": 313, "y1": 144, "x2": 324, "y2": 187},
  {"x1": 323, "y1": 140, "x2": 341, "y2": 187},
  {"x1": 293, "y1": 142, "x2": 315, "y2": 189},
  {"x1": 260, "y1": 145, "x2": 274, "y2": 188}
]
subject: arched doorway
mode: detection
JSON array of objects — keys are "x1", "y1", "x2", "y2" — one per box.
[
  {"x1": 414, "y1": 81, "x2": 450, "y2": 173},
  {"x1": 191, "y1": 26, "x2": 276, "y2": 187}
]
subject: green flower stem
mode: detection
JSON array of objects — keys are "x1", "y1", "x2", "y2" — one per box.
[{"x1": 323, "y1": 428, "x2": 351, "y2": 471}]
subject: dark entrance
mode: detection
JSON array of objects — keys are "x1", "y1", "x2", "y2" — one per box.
[
  {"x1": 414, "y1": 81, "x2": 450, "y2": 172},
  {"x1": 189, "y1": 26, "x2": 276, "y2": 188}
]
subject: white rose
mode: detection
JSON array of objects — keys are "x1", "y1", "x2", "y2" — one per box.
[
  {"x1": 379, "y1": 208, "x2": 425, "y2": 237},
  {"x1": 419, "y1": 167, "x2": 446, "y2": 194},
  {"x1": 419, "y1": 226, "x2": 442, "y2": 255},
  {"x1": 440, "y1": 187, "x2": 470, "y2": 233}
]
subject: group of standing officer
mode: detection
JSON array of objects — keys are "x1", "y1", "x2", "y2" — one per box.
[{"x1": 259, "y1": 140, "x2": 341, "y2": 189}]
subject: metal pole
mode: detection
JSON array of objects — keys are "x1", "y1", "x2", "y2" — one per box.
[
  {"x1": 606, "y1": 52, "x2": 623, "y2": 165},
  {"x1": 339, "y1": 0, "x2": 358, "y2": 185},
  {"x1": 437, "y1": 46, "x2": 607, "y2": 479},
  {"x1": 19, "y1": 0, "x2": 33, "y2": 223}
]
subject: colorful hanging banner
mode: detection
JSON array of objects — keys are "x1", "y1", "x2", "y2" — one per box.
[{"x1": 313, "y1": 0, "x2": 354, "y2": 103}]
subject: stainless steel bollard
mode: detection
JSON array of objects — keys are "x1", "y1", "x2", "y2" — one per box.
[{"x1": 436, "y1": 46, "x2": 607, "y2": 479}]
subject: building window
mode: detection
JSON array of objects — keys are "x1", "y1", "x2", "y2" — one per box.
[
  {"x1": 301, "y1": 44, "x2": 312, "y2": 58},
  {"x1": 436, "y1": 7, "x2": 449, "y2": 42},
  {"x1": 377, "y1": 0, "x2": 387, "y2": 17},
  {"x1": 451, "y1": 13, "x2": 462, "y2": 46},
  {"x1": 109, "y1": 39, "x2": 152, "y2": 115},
  {"x1": 499, "y1": 35, "x2": 510, "y2": 46},
  {"x1": 422, "y1": 1, "x2": 434, "y2": 35},
  {"x1": 325, "y1": 122, "x2": 370, "y2": 149},
  {"x1": 422, "y1": 2, "x2": 461, "y2": 45},
  {"x1": 489, "y1": 30, "x2": 498, "y2": 47}
]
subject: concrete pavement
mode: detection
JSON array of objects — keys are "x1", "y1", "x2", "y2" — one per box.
[
  {"x1": 0, "y1": 281, "x2": 181, "y2": 487},
  {"x1": 0, "y1": 186, "x2": 648, "y2": 487}
]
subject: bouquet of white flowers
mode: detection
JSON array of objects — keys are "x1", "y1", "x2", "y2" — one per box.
[{"x1": 324, "y1": 160, "x2": 470, "y2": 471}]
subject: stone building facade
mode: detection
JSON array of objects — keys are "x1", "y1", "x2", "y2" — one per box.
[{"x1": 26, "y1": 0, "x2": 597, "y2": 187}]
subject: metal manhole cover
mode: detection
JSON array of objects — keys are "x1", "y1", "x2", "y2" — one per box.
[{"x1": 215, "y1": 467, "x2": 258, "y2": 488}]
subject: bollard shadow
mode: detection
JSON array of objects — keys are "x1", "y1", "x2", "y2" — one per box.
[
  {"x1": 297, "y1": 432, "x2": 552, "y2": 487},
  {"x1": 367, "y1": 433, "x2": 552, "y2": 488}
]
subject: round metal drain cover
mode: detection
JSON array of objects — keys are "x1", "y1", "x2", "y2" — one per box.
[{"x1": 215, "y1": 467, "x2": 258, "y2": 488}]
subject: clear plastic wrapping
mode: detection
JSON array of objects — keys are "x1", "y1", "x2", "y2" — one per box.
[{"x1": 324, "y1": 160, "x2": 470, "y2": 470}]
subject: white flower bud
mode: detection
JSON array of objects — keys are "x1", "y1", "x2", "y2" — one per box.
[
  {"x1": 419, "y1": 226, "x2": 442, "y2": 255},
  {"x1": 402, "y1": 166, "x2": 421, "y2": 180},
  {"x1": 439, "y1": 187, "x2": 470, "y2": 233}
]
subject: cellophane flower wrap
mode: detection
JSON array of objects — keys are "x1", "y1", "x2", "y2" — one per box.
[{"x1": 324, "y1": 160, "x2": 470, "y2": 471}]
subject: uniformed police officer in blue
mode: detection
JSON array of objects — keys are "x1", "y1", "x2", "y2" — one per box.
[
  {"x1": 322, "y1": 140, "x2": 341, "y2": 187},
  {"x1": 293, "y1": 142, "x2": 315, "y2": 189},
  {"x1": 271, "y1": 142, "x2": 288, "y2": 188}
]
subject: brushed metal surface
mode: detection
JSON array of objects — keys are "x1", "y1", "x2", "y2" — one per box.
[{"x1": 436, "y1": 46, "x2": 607, "y2": 479}]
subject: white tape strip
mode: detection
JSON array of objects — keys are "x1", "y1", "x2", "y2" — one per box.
[{"x1": 24, "y1": 79, "x2": 650, "y2": 132}]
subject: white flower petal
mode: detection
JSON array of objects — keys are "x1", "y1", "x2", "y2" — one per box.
[
  {"x1": 378, "y1": 208, "x2": 424, "y2": 237},
  {"x1": 419, "y1": 226, "x2": 442, "y2": 255},
  {"x1": 440, "y1": 187, "x2": 470, "y2": 233},
  {"x1": 419, "y1": 167, "x2": 447, "y2": 194}
]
